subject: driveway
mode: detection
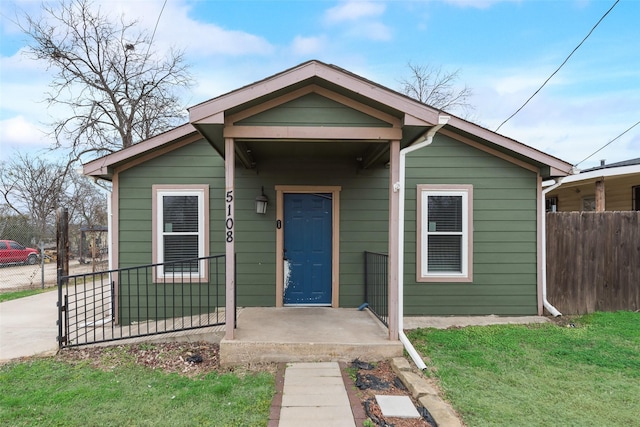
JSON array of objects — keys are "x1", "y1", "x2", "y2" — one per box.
[
  {"x1": 0, "y1": 290, "x2": 59, "y2": 362},
  {"x1": 0, "y1": 260, "x2": 105, "y2": 291}
]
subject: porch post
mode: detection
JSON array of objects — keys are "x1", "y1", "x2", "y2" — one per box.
[
  {"x1": 595, "y1": 179, "x2": 606, "y2": 211},
  {"x1": 388, "y1": 140, "x2": 400, "y2": 341},
  {"x1": 225, "y1": 138, "x2": 236, "y2": 339}
]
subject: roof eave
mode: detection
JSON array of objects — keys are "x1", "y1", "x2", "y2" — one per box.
[
  {"x1": 447, "y1": 116, "x2": 573, "y2": 177},
  {"x1": 83, "y1": 123, "x2": 199, "y2": 179}
]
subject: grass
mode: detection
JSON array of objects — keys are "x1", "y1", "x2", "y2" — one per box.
[
  {"x1": 408, "y1": 311, "x2": 640, "y2": 427},
  {"x1": 0, "y1": 356, "x2": 274, "y2": 426},
  {"x1": 0, "y1": 287, "x2": 55, "y2": 302}
]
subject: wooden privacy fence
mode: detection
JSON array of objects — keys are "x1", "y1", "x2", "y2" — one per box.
[{"x1": 546, "y1": 211, "x2": 640, "y2": 314}]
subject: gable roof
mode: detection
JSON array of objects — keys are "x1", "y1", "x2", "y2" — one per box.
[
  {"x1": 188, "y1": 60, "x2": 440, "y2": 127},
  {"x1": 84, "y1": 60, "x2": 572, "y2": 180}
]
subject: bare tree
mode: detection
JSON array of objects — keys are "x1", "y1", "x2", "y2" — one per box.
[
  {"x1": 0, "y1": 154, "x2": 70, "y2": 241},
  {"x1": 399, "y1": 62, "x2": 474, "y2": 118},
  {"x1": 0, "y1": 153, "x2": 108, "y2": 244},
  {"x1": 20, "y1": 0, "x2": 192, "y2": 160},
  {"x1": 66, "y1": 172, "x2": 108, "y2": 229}
]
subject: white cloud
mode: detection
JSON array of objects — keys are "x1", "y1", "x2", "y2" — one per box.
[
  {"x1": 324, "y1": 0, "x2": 386, "y2": 24},
  {"x1": 322, "y1": 0, "x2": 392, "y2": 42},
  {"x1": 479, "y1": 62, "x2": 568, "y2": 97},
  {"x1": 0, "y1": 49, "x2": 54, "y2": 126},
  {"x1": 349, "y1": 21, "x2": 392, "y2": 41},
  {"x1": 441, "y1": 0, "x2": 521, "y2": 9},
  {"x1": 108, "y1": 1, "x2": 274, "y2": 57},
  {"x1": 1, "y1": 46, "x2": 53, "y2": 81},
  {"x1": 291, "y1": 35, "x2": 327, "y2": 56},
  {"x1": 0, "y1": 115, "x2": 49, "y2": 147}
]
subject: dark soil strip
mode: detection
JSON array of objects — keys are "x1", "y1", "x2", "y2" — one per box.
[
  {"x1": 340, "y1": 361, "x2": 368, "y2": 426},
  {"x1": 267, "y1": 363, "x2": 286, "y2": 427}
]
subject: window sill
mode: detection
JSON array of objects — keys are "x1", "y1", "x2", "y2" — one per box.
[{"x1": 417, "y1": 275, "x2": 473, "y2": 283}]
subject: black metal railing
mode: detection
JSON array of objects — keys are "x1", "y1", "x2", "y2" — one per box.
[
  {"x1": 364, "y1": 251, "x2": 388, "y2": 326},
  {"x1": 58, "y1": 255, "x2": 227, "y2": 348}
]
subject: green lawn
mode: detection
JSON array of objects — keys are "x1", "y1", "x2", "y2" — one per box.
[
  {"x1": 408, "y1": 311, "x2": 640, "y2": 427},
  {"x1": 0, "y1": 357, "x2": 274, "y2": 426},
  {"x1": 0, "y1": 287, "x2": 54, "y2": 302}
]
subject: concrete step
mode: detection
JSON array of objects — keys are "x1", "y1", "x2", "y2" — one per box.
[
  {"x1": 219, "y1": 307, "x2": 403, "y2": 365},
  {"x1": 220, "y1": 340, "x2": 402, "y2": 365}
]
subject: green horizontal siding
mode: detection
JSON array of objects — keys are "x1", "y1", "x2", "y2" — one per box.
[
  {"x1": 237, "y1": 93, "x2": 391, "y2": 128},
  {"x1": 116, "y1": 139, "x2": 225, "y2": 322},
  {"x1": 403, "y1": 133, "x2": 539, "y2": 316},
  {"x1": 405, "y1": 283, "x2": 536, "y2": 296}
]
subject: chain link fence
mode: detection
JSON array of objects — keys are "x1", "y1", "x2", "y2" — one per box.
[{"x1": 0, "y1": 219, "x2": 108, "y2": 293}]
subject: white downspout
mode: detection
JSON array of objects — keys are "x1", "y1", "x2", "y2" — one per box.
[
  {"x1": 541, "y1": 178, "x2": 564, "y2": 317},
  {"x1": 397, "y1": 115, "x2": 450, "y2": 371}
]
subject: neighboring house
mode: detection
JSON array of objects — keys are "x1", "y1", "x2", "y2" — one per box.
[
  {"x1": 83, "y1": 60, "x2": 572, "y2": 341},
  {"x1": 545, "y1": 158, "x2": 640, "y2": 212}
]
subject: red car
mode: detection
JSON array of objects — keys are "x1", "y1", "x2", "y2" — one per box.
[{"x1": 0, "y1": 240, "x2": 39, "y2": 265}]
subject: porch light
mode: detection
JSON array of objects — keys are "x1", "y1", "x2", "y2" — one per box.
[{"x1": 255, "y1": 187, "x2": 268, "y2": 214}]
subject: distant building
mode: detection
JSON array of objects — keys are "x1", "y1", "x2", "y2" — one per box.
[{"x1": 546, "y1": 158, "x2": 640, "y2": 212}]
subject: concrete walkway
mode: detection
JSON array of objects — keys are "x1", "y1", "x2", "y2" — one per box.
[
  {"x1": 276, "y1": 362, "x2": 358, "y2": 427},
  {"x1": 0, "y1": 290, "x2": 59, "y2": 362}
]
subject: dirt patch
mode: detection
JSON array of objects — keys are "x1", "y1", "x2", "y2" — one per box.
[
  {"x1": 53, "y1": 341, "x2": 275, "y2": 377},
  {"x1": 348, "y1": 359, "x2": 435, "y2": 427},
  {"x1": 548, "y1": 315, "x2": 581, "y2": 328}
]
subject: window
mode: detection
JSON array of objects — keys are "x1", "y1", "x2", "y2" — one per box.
[
  {"x1": 153, "y1": 185, "x2": 209, "y2": 281},
  {"x1": 633, "y1": 186, "x2": 640, "y2": 211},
  {"x1": 582, "y1": 196, "x2": 596, "y2": 211},
  {"x1": 545, "y1": 196, "x2": 558, "y2": 212},
  {"x1": 417, "y1": 185, "x2": 473, "y2": 282}
]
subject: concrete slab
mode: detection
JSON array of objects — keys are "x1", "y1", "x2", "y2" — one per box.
[
  {"x1": 220, "y1": 307, "x2": 402, "y2": 365},
  {"x1": 235, "y1": 307, "x2": 390, "y2": 343},
  {"x1": 282, "y1": 392, "x2": 348, "y2": 407},
  {"x1": 286, "y1": 361, "x2": 338, "y2": 369},
  {"x1": 403, "y1": 315, "x2": 549, "y2": 330},
  {"x1": 0, "y1": 290, "x2": 59, "y2": 361},
  {"x1": 278, "y1": 407, "x2": 355, "y2": 427},
  {"x1": 283, "y1": 367, "x2": 340, "y2": 378},
  {"x1": 282, "y1": 384, "x2": 347, "y2": 396},
  {"x1": 284, "y1": 374, "x2": 345, "y2": 386},
  {"x1": 278, "y1": 362, "x2": 356, "y2": 427},
  {"x1": 376, "y1": 395, "x2": 421, "y2": 418}
]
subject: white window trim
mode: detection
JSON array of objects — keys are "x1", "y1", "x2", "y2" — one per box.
[
  {"x1": 152, "y1": 185, "x2": 209, "y2": 283},
  {"x1": 416, "y1": 184, "x2": 473, "y2": 283}
]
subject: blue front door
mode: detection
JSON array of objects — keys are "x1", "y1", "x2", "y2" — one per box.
[{"x1": 283, "y1": 193, "x2": 332, "y2": 305}]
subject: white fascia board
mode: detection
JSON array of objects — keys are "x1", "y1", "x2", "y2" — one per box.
[{"x1": 560, "y1": 164, "x2": 640, "y2": 186}]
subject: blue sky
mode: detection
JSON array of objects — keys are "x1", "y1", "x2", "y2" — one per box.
[{"x1": 1, "y1": 0, "x2": 638, "y2": 169}]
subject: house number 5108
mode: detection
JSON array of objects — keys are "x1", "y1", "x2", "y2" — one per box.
[{"x1": 225, "y1": 190, "x2": 234, "y2": 243}]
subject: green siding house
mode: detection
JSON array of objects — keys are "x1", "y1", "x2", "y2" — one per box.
[{"x1": 84, "y1": 60, "x2": 572, "y2": 341}]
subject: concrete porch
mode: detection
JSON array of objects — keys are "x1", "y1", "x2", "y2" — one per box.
[{"x1": 219, "y1": 307, "x2": 403, "y2": 365}]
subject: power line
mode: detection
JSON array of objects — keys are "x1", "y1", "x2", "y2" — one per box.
[
  {"x1": 574, "y1": 119, "x2": 640, "y2": 168},
  {"x1": 145, "y1": 0, "x2": 168, "y2": 58},
  {"x1": 495, "y1": 0, "x2": 620, "y2": 133}
]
